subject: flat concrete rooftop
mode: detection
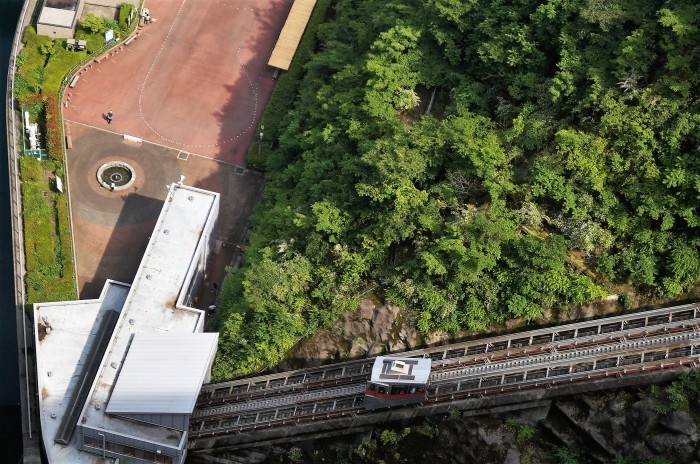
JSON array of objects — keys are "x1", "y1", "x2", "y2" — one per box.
[
  {"x1": 38, "y1": 7, "x2": 76, "y2": 27},
  {"x1": 35, "y1": 280, "x2": 130, "y2": 463},
  {"x1": 35, "y1": 184, "x2": 221, "y2": 463},
  {"x1": 79, "y1": 184, "x2": 218, "y2": 437}
]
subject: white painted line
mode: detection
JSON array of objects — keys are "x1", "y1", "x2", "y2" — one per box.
[{"x1": 136, "y1": 0, "x2": 261, "y2": 148}]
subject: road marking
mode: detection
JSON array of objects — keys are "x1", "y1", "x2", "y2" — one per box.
[
  {"x1": 67, "y1": 120, "x2": 249, "y2": 169},
  {"x1": 136, "y1": 0, "x2": 262, "y2": 148}
]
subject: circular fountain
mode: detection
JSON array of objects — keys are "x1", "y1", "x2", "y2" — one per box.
[{"x1": 96, "y1": 161, "x2": 136, "y2": 191}]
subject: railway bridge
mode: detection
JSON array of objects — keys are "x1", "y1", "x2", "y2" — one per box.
[{"x1": 188, "y1": 303, "x2": 700, "y2": 453}]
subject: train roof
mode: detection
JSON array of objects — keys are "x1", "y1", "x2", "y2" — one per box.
[{"x1": 370, "y1": 357, "x2": 431, "y2": 385}]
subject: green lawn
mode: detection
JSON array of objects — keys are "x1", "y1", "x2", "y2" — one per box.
[{"x1": 20, "y1": 157, "x2": 76, "y2": 303}]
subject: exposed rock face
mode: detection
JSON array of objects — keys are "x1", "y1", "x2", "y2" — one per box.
[
  {"x1": 626, "y1": 399, "x2": 659, "y2": 440},
  {"x1": 660, "y1": 410, "x2": 697, "y2": 439},
  {"x1": 225, "y1": 299, "x2": 700, "y2": 464},
  {"x1": 539, "y1": 393, "x2": 700, "y2": 464},
  {"x1": 281, "y1": 300, "x2": 428, "y2": 368},
  {"x1": 190, "y1": 390, "x2": 700, "y2": 464}
]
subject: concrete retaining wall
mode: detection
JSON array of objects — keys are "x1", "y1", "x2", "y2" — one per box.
[{"x1": 6, "y1": 1, "x2": 46, "y2": 462}]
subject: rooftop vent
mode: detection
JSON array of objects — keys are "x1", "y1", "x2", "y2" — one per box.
[
  {"x1": 128, "y1": 319, "x2": 135, "y2": 325},
  {"x1": 391, "y1": 360, "x2": 410, "y2": 374},
  {"x1": 188, "y1": 195, "x2": 195, "y2": 202},
  {"x1": 110, "y1": 362, "x2": 118, "y2": 369},
  {"x1": 163, "y1": 229, "x2": 170, "y2": 235}
]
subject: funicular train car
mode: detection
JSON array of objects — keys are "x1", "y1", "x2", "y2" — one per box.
[{"x1": 364, "y1": 356, "x2": 432, "y2": 410}]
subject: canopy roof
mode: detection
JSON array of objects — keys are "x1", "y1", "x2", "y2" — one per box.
[{"x1": 268, "y1": 0, "x2": 317, "y2": 70}]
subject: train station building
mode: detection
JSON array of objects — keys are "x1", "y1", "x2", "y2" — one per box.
[{"x1": 34, "y1": 183, "x2": 220, "y2": 463}]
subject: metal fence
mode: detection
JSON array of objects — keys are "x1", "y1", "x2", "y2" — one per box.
[
  {"x1": 5, "y1": 0, "x2": 143, "y2": 449},
  {"x1": 6, "y1": 0, "x2": 38, "y2": 444}
]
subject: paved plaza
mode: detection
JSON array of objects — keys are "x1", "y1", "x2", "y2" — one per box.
[
  {"x1": 61, "y1": 0, "x2": 289, "y2": 303},
  {"x1": 66, "y1": 122, "x2": 263, "y2": 302},
  {"x1": 63, "y1": 0, "x2": 292, "y2": 165}
]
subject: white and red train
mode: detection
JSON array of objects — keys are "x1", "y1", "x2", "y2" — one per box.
[{"x1": 364, "y1": 356, "x2": 432, "y2": 410}]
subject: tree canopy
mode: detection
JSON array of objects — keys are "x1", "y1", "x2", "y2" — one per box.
[{"x1": 212, "y1": 0, "x2": 700, "y2": 379}]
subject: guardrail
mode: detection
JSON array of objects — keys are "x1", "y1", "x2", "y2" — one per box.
[
  {"x1": 6, "y1": 0, "x2": 38, "y2": 444},
  {"x1": 189, "y1": 304, "x2": 700, "y2": 439},
  {"x1": 5, "y1": 1, "x2": 143, "y2": 452}
]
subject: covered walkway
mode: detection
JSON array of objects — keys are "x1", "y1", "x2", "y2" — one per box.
[{"x1": 268, "y1": 0, "x2": 317, "y2": 71}]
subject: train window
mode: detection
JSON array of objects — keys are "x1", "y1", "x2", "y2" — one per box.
[
  {"x1": 378, "y1": 386, "x2": 387, "y2": 394},
  {"x1": 368, "y1": 383, "x2": 376, "y2": 392}
]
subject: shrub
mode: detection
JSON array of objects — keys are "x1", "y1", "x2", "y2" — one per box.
[
  {"x1": 80, "y1": 14, "x2": 105, "y2": 34},
  {"x1": 15, "y1": 26, "x2": 84, "y2": 100},
  {"x1": 379, "y1": 429, "x2": 400, "y2": 446},
  {"x1": 652, "y1": 370, "x2": 700, "y2": 414},
  {"x1": 618, "y1": 292, "x2": 633, "y2": 310},
  {"x1": 551, "y1": 446, "x2": 580, "y2": 464},
  {"x1": 42, "y1": 45, "x2": 84, "y2": 93},
  {"x1": 20, "y1": 156, "x2": 76, "y2": 303},
  {"x1": 287, "y1": 447, "x2": 303, "y2": 463},
  {"x1": 246, "y1": 0, "x2": 332, "y2": 170},
  {"x1": 506, "y1": 418, "x2": 536, "y2": 441},
  {"x1": 517, "y1": 424, "x2": 536, "y2": 441},
  {"x1": 43, "y1": 95, "x2": 63, "y2": 161},
  {"x1": 119, "y1": 3, "x2": 135, "y2": 33}
]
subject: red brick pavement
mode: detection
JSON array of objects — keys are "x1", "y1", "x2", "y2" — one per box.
[{"x1": 63, "y1": 0, "x2": 292, "y2": 165}]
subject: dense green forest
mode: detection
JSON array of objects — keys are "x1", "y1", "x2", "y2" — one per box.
[{"x1": 212, "y1": 0, "x2": 700, "y2": 379}]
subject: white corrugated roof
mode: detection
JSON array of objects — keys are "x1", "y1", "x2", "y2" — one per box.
[{"x1": 107, "y1": 333, "x2": 218, "y2": 414}]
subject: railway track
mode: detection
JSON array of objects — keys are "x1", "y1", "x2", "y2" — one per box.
[{"x1": 190, "y1": 303, "x2": 700, "y2": 438}]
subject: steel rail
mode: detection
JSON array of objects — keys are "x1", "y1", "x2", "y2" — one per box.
[
  {"x1": 197, "y1": 359, "x2": 374, "y2": 404},
  {"x1": 193, "y1": 384, "x2": 367, "y2": 419},
  {"x1": 190, "y1": 346, "x2": 700, "y2": 439},
  {"x1": 430, "y1": 329, "x2": 700, "y2": 383},
  {"x1": 198, "y1": 304, "x2": 699, "y2": 406},
  {"x1": 197, "y1": 318, "x2": 700, "y2": 410},
  {"x1": 430, "y1": 337, "x2": 700, "y2": 390},
  {"x1": 190, "y1": 331, "x2": 700, "y2": 438},
  {"x1": 431, "y1": 317, "x2": 700, "y2": 370},
  {"x1": 429, "y1": 358, "x2": 698, "y2": 403}
]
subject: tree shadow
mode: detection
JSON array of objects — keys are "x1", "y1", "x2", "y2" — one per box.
[
  {"x1": 209, "y1": 0, "x2": 292, "y2": 165},
  {"x1": 79, "y1": 192, "x2": 163, "y2": 298},
  {"x1": 67, "y1": 123, "x2": 264, "y2": 315}
]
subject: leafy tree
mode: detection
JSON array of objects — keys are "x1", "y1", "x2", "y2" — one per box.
[{"x1": 213, "y1": 0, "x2": 700, "y2": 378}]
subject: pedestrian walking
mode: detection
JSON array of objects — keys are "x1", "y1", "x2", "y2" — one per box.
[
  {"x1": 211, "y1": 282, "x2": 218, "y2": 294},
  {"x1": 107, "y1": 110, "x2": 113, "y2": 124},
  {"x1": 208, "y1": 305, "x2": 216, "y2": 316}
]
